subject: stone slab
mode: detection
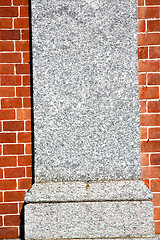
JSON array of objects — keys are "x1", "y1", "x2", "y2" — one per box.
[
  {"x1": 31, "y1": 0, "x2": 140, "y2": 182},
  {"x1": 25, "y1": 180, "x2": 152, "y2": 203},
  {"x1": 25, "y1": 201, "x2": 155, "y2": 239}
]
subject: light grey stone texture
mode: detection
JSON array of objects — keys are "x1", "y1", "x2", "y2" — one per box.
[
  {"x1": 25, "y1": 201, "x2": 155, "y2": 239},
  {"x1": 25, "y1": 180, "x2": 152, "y2": 203},
  {"x1": 31, "y1": 0, "x2": 140, "y2": 182},
  {"x1": 27, "y1": 0, "x2": 157, "y2": 239}
]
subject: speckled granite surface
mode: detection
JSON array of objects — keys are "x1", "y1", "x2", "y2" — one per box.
[
  {"x1": 25, "y1": 0, "x2": 156, "y2": 239},
  {"x1": 31, "y1": 0, "x2": 140, "y2": 183}
]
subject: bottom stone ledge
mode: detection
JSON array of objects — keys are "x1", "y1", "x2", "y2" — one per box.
[{"x1": 25, "y1": 201, "x2": 155, "y2": 239}]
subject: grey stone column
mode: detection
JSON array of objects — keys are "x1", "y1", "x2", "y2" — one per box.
[{"x1": 24, "y1": 0, "x2": 157, "y2": 239}]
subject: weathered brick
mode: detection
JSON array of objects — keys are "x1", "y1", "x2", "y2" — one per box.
[
  {"x1": 3, "y1": 144, "x2": 24, "y2": 155},
  {"x1": 4, "y1": 167, "x2": 25, "y2": 178},
  {"x1": 140, "y1": 114, "x2": 160, "y2": 126},
  {"x1": 1, "y1": 98, "x2": 22, "y2": 109},
  {"x1": 4, "y1": 191, "x2": 25, "y2": 202},
  {"x1": 139, "y1": 86, "x2": 159, "y2": 99}
]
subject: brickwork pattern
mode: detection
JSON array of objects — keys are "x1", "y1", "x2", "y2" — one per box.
[
  {"x1": 0, "y1": 0, "x2": 160, "y2": 238},
  {"x1": 138, "y1": 0, "x2": 160, "y2": 235},
  {"x1": 0, "y1": 0, "x2": 32, "y2": 238}
]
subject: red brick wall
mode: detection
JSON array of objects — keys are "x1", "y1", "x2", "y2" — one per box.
[
  {"x1": 0, "y1": 0, "x2": 32, "y2": 238},
  {"x1": 138, "y1": 0, "x2": 160, "y2": 235},
  {"x1": 0, "y1": 0, "x2": 160, "y2": 238}
]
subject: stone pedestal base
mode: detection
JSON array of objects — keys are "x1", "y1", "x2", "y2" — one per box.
[{"x1": 24, "y1": 181, "x2": 156, "y2": 239}]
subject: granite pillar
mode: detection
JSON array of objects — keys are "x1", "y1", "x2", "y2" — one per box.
[{"x1": 24, "y1": 0, "x2": 156, "y2": 239}]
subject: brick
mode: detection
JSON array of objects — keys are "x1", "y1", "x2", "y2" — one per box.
[
  {"x1": 0, "y1": 192, "x2": 2, "y2": 202},
  {"x1": 13, "y1": 0, "x2": 29, "y2": 5},
  {"x1": 16, "y1": 87, "x2": 30, "y2": 97},
  {"x1": 18, "y1": 132, "x2": 31, "y2": 143},
  {"x1": 15, "y1": 40, "x2": 29, "y2": 51},
  {"x1": 138, "y1": 0, "x2": 144, "y2": 6},
  {"x1": 0, "y1": 53, "x2": 21, "y2": 63},
  {"x1": 20, "y1": 6, "x2": 29, "y2": 17},
  {"x1": 148, "y1": 20, "x2": 160, "y2": 32},
  {"x1": 14, "y1": 18, "x2": 29, "y2": 28},
  {"x1": 26, "y1": 166, "x2": 32, "y2": 177},
  {"x1": 0, "y1": 179, "x2": 16, "y2": 190},
  {"x1": 149, "y1": 127, "x2": 160, "y2": 138},
  {"x1": 4, "y1": 167, "x2": 25, "y2": 178},
  {"x1": 141, "y1": 166, "x2": 160, "y2": 178},
  {"x1": 23, "y1": 75, "x2": 30, "y2": 85},
  {"x1": 146, "y1": 0, "x2": 160, "y2": 5},
  {"x1": 137, "y1": 20, "x2": 145, "y2": 32},
  {"x1": 23, "y1": 97, "x2": 31, "y2": 108},
  {"x1": 138, "y1": 47, "x2": 148, "y2": 59},
  {"x1": 138, "y1": 33, "x2": 160, "y2": 46},
  {"x1": 148, "y1": 73, "x2": 160, "y2": 85},
  {"x1": 0, "y1": 122, "x2": 1, "y2": 131},
  {"x1": 0, "y1": 18, "x2": 12, "y2": 28},
  {"x1": 3, "y1": 144, "x2": 24, "y2": 155},
  {"x1": 0, "y1": 7, "x2": 18, "y2": 17},
  {"x1": 0, "y1": 133, "x2": 16, "y2": 143},
  {"x1": 23, "y1": 52, "x2": 30, "y2": 63},
  {"x1": 140, "y1": 127, "x2": 147, "y2": 139},
  {"x1": 0, "y1": 41, "x2": 14, "y2": 51},
  {"x1": 138, "y1": 60, "x2": 159, "y2": 72},
  {"x1": 17, "y1": 109, "x2": 31, "y2": 120},
  {"x1": 148, "y1": 101, "x2": 160, "y2": 112},
  {"x1": 139, "y1": 101, "x2": 146, "y2": 113},
  {"x1": 138, "y1": 73, "x2": 146, "y2": 85},
  {"x1": 141, "y1": 153, "x2": 149, "y2": 166},
  {"x1": 1, "y1": 98, "x2": 22, "y2": 109},
  {"x1": 16, "y1": 64, "x2": 30, "y2": 74},
  {"x1": 0, "y1": 156, "x2": 16, "y2": 167},
  {"x1": 137, "y1": 7, "x2": 160, "y2": 19},
  {"x1": 18, "y1": 178, "x2": 32, "y2": 189},
  {"x1": 3, "y1": 121, "x2": 24, "y2": 131},
  {"x1": 25, "y1": 143, "x2": 32, "y2": 154},
  {"x1": 22, "y1": 29, "x2": 29, "y2": 40},
  {"x1": 150, "y1": 154, "x2": 160, "y2": 165},
  {"x1": 140, "y1": 114, "x2": 160, "y2": 126},
  {"x1": 151, "y1": 179, "x2": 160, "y2": 191},
  {"x1": 0, "y1": 109, "x2": 15, "y2": 120},
  {"x1": 19, "y1": 202, "x2": 24, "y2": 213},
  {"x1": 152, "y1": 193, "x2": 160, "y2": 206},
  {"x1": 0, "y1": 227, "x2": 18, "y2": 238},
  {"x1": 25, "y1": 120, "x2": 31, "y2": 131},
  {"x1": 155, "y1": 221, "x2": 160, "y2": 235},
  {"x1": 0, "y1": 169, "x2": 3, "y2": 178},
  {"x1": 0, "y1": 30, "x2": 20, "y2": 40},
  {"x1": 0, "y1": 203, "x2": 18, "y2": 214},
  {"x1": 0, "y1": 87, "x2": 15, "y2": 97},
  {"x1": 18, "y1": 155, "x2": 32, "y2": 166},
  {"x1": 139, "y1": 86, "x2": 159, "y2": 99},
  {"x1": 1, "y1": 76, "x2": 21, "y2": 86},
  {"x1": 4, "y1": 215, "x2": 21, "y2": 226},
  {"x1": 154, "y1": 207, "x2": 160, "y2": 220},
  {"x1": 149, "y1": 46, "x2": 160, "y2": 59},
  {"x1": 0, "y1": 64, "x2": 14, "y2": 74},
  {"x1": 141, "y1": 140, "x2": 160, "y2": 152},
  {"x1": 4, "y1": 190, "x2": 25, "y2": 202},
  {"x1": 0, "y1": 0, "x2": 11, "y2": 5},
  {"x1": 142, "y1": 179, "x2": 149, "y2": 189}
]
